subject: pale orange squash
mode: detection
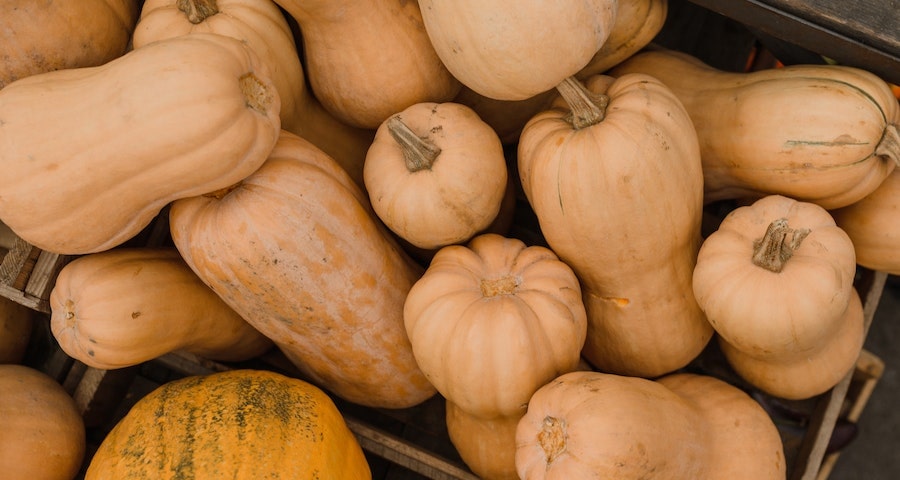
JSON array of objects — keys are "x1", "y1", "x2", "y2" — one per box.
[
  {"x1": 0, "y1": 297, "x2": 33, "y2": 364},
  {"x1": 86, "y1": 369, "x2": 370, "y2": 479},
  {"x1": 0, "y1": 364, "x2": 86, "y2": 480},
  {"x1": 169, "y1": 130, "x2": 435, "y2": 408},
  {"x1": 274, "y1": 0, "x2": 461, "y2": 129},
  {"x1": 514, "y1": 370, "x2": 785, "y2": 479},
  {"x1": 50, "y1": 248, "x2": 273, "y2": 369},
  {"x1": 0, "y1": 0, "x2": 139, "y2": 87},
  {"x1": 518, "y1": 73, "x2": 711, "y2": 377},
  {"x1": 831, "y1": 169, "x2": 900, "y2": 275},
  {"x1": 364, "y1": 102, "x2": 508, "y2": 250},
  {"x1": 446, "y1": 402, "x2": 521, "y2": 480},
  {"x1": 611, "y1": 48, "x2": 900, "y2": 209},
  {"x1": 0, "y1": 33, "x2": 281, "y2": 255}
]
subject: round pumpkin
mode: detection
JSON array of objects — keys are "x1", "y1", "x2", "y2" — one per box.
[
  {"x1": 0, "y1": 296, "x2": 33, "y2": 364},
  {"x1": 86, "y1": 369, "x2": 370, "y2": 479},
  {"x1": 831, "y1": 169, "x2": 900, "y2": 275},
  {"x1": 0, "y1": 0, "x2": 139, "y2": 88},
  {"x1": 0, "y1": 364, "x2": 86, "y2": 480},
  {"x1": 170, "y1": 130, "x2": 435, "y2": 409},
  {"x1": 518, "y1": 73, "x2": 711, "y2": 377},
  {"x1": 364, "y1": 102, "x2": 508, "y2": 250},
  {"x1": 0, "y1": 32, "x2": 281, "y2": 255},
  {"x1": 49, "y1": 247, "x2": 273, "y2": 370}
]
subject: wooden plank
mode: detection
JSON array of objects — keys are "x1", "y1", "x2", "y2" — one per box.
[
  {"x1": 24, "y1": 251, "x2": 69, "y2": 301},
  {"x1": 0, "y1": 235, "x2": 35, "y2": 287},
  {"x1": 0, "y1": 283, "x2": 46, "y2": 311}
]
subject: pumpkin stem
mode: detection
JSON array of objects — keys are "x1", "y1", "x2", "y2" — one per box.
[
  {"x1": 751, "y1": 218, "x2": 811, "y2": 273},
  {"x1": 239, "y1": 73, "x2": 274, "y2": 114},
  {"x1": 876, "y1": 124, "x2": 900, "y2": 167},
  {"x1": 387, "y1": 116, "x2": 441, "y2": 172},
  {"x1": 538, "y1": 416, "x2": 567, "y2": 465},
  {"x1": 555, "y1": 76, "x2": 609, "y2": 129},
  {"x1": 177, "y1": 0, "x2": 219, "y2": 23},
  {"x1": 480, "y1": 275, "x2": 519, "y2": 297}
]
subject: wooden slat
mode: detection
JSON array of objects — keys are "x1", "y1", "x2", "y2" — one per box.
[
  {"x1": 24, "y1": 251, "x2": 69, "y2": 301},
  {"x1": 0, "y1": 235, "x2": 35, "y2": 287}
]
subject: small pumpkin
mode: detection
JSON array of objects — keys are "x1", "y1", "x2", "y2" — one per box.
[
  {"x1": 419, "y1": 0, "x2": 618, "y2": 101},
  {"x1": 0, "y1": 296, "x2": 33, "y2": 364},
  {"x1": 0, "y1": 33, "x2": 281, "y2": 255},
  {"x1": 514, "y1": 370, "x2": 785, "y2": 479},
  {"x1": 170, "y1": 130, "x2": 435, "y2": 409},
  {"x1": 86, "y1": 369, "x2": 370, "y2": 479},
  {"x1": 610, "y1": 47, "x2": 900, "y2": 209},
  {"x1": 830, "y1": 169, "x2": 900, "y2": 275},
  {"x1": 692, "y1": 195, "x2": 861, "y2": 399},
  {"x1": 518, "y1": 73, "x2": 711, "y2": 377},
  {"x1": 274, "y1": 0, "x2": 460, "y2": 129},
  {"x1": 0, "y1": 364, "x2": 86, "y2": 480},
  {"x1": 0, "y1": 0, "x2": 139, "y2": 88},
  {"x1": 49, "y1": 248, "x2": 273, "y2": 370},
  {"x1": 364, "y1": 102, "x2": 508, "y2": 250}
]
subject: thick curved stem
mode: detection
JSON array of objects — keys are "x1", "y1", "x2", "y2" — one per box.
[
  {"x1": 752, "y1": 218, "x2": 810, "y2": 273},
  {"x1": 876, "y1": 123, "x2": 900, "y2": 167},
  {"x1": 387, "y1": 116, "x2": 441, "y2": 172},
  {"x1": 555, "y1": 76, "x2": 609, "y2": 130},
  {"x1": 177, "y1": 0, "x2": 219, "y2": 24}
]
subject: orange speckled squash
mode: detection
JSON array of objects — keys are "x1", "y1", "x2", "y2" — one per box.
[
  {"x1": 0, "y1": 364, "x2": 86, "y2": 480},
  {"x1": 170, "y1": 130, "x2": 434, "y2": 408},
  {"x1": 50, "y1": 248, "x2": 273, "y2": 370},
  {"x1": 0, "y1": 33, "x2": 281, "y2": 255},
  {"x1": 274, "y1": 0, "x2": 460, "y2": 129},
  {"x1": 831, "y1": 169, "x2": 900, "y2": 275},
  {"x1": 518, "y1": 74, "x2": 711, "y2": 377},
  {"x1": 0, "y1": 0, "x2": 139, "y2": 87},
  {"x1": 86, "y1": 369, "x2": 370, "y2": 479},
  {"x1": 611, "y1": 48, "x2": 900, "y2": 209},
  {"x1": 514, "y1": 370, "x2": 784, "y2": 479},
  {"x1": 0, "y1": 297, "x2": 33, "y2": 364}
]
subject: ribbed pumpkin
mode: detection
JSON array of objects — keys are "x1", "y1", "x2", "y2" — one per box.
[
  {"x1": 170, "y1": 130, "x2": 435, "y2": 409},
  {"x1": 0, "y1": 33, "x2": 281, "y2": 255},
  {"x1": 274, "y1": 0, "x2": 460, "y2": 129},
  {"x1": 0, "y1": 364, "x2": 86, "y2": 480},
  {"x1": 0, "y1": 296, "x2": 33, "y2": 364},
  {"x1": 86, "y1": 369, "x2": 370, "y2": 479},
  {"x1": 514, "y1": 370, "x2": 785, "y2": 479},
  {"x1": 610, "y1": 48, "x2": 900, "y2": 209},
  {"x1": 0, "y1": 0, "x2": 139, "y2": 88},
  {"x1": 133, "y1": 0, "x2": 374, "y2": 188},
  {"x1": 831, "y1": 169, "x2": 900, "y2": 275},
  {"x1": 518, "y1": 73, "x2": 711, "y2": 377},
  {"x1": 693, "y1": 194, "x2": 861, "y2": 399},
  {"x1": 49, "y1": 248, "x2": 273, "y2": 370}
]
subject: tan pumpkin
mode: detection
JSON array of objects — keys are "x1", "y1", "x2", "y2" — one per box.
[
  {"x1": 274, "y1": 0, "x2": 460, "y2": 129},
  {"x1": 610, "y1": 48, "x2": 900, "y2": 209},
  {"x1": 515, "y1": 370, "x2": 785, "y2": 479},
  {"x1": 0, "y1": 0, "x2": 139, "y2": 88},
  {"x1": 170, "y1": 130, "x2": 435, "y2": 408},
  {"x1": 518, "y1": 73, "x2": 711, "y2": 377},
  {"x1": 87, "y1": 369, "x2": 370, "y2": 479},
  {"x1": 133, "y1": 0, "x2": 374, "y2": 188},
  {"x1": 0, "y1": 33, "x2": 280, "y2": 255},
  {"x1": 49, "y1": 248, "x2": 273, "y2": 369},
  {"x1": 0, "y1": 364, "x2": 86, "y2": 480},
  {"x1": 831, "y1": 169, "x2": 900, "y2": 275},
  {"x1": 693, "y1": 194, "x2": 861, "y2": 399},
  {"x1": 0, "y1": 296, "x2": 33, "y2": 364},
  {"x1": 446, "y1": 402, "x2": 521, "y2": 480},
  {"x1": 364, "y1": 102, "x2": 508, "y2": 250},
  {"x1": 420, "y1": 0, "x2": 617, "y2": 101}
]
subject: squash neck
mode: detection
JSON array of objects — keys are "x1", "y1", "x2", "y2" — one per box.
[
  {"x1": 387, "y1": 115, "x2": 441, "y2": 172},
  {"x1": 555, "y1": 76, "x2": 609, "y2": 129},
  {"x1": 177, "y1": 0, "x2": 219, "y2": 23},
  {"x1": 751, "y1": 218, "x2": 810, "y2": 273}
]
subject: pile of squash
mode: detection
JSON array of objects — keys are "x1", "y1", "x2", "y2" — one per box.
[{"x1": 1, "y1": 0, "x2": 898, "y2": 479}]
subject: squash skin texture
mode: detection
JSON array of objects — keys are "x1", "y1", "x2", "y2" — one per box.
[
  {"x1": 170, "y1": 130, "x2": 435, "y2": 409},
  {"x1": 518, "y1": 73, "x2": 712, "y2": 378},
  {"x1": 0, "y1": 364, "x2": 86, "y2": 480},
  {"x1": 0, "y1": 33, "x2": 281, "y2": 255},
  {"x1": 49, "y1": 248, "x2": 273, "y2": 370},
  {"x1": 86, "y1": 369, "x2": 371, "y2": 480},
  {"x1": 831, "y1": 169, "x2": 900, "y2": 275},
  {"x1": 610, "y1": 48, "x2": 900, "y2": 209}
]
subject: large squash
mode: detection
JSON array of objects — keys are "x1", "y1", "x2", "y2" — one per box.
[
  {"x1": 0, "y1": 33, "x2": 281, "y2": 255},
  {"x1": 86, "y1": 369, "x2": 370, "y2": 479},
  {"x1": 50, "y1": 248, "x2": 273, "y2": 369},
  {"x1": 831, "y1": 169, "x2": 900, "y2": 275},
  {"x1": 518, "y1": 73, "x2": 711, "y2": 377},
  {"x1": 0, "y1": 364, "x2": 86, "y2": 480},
  {"x1": 169, "y1": 130, "x2": 435, "y2": 409},
  {"x1": 610, "y1": 48, "x2": 900, "y2": 209},
  {"x1": 0, "y1": 0, "x2": 139, "y2": 87}
]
